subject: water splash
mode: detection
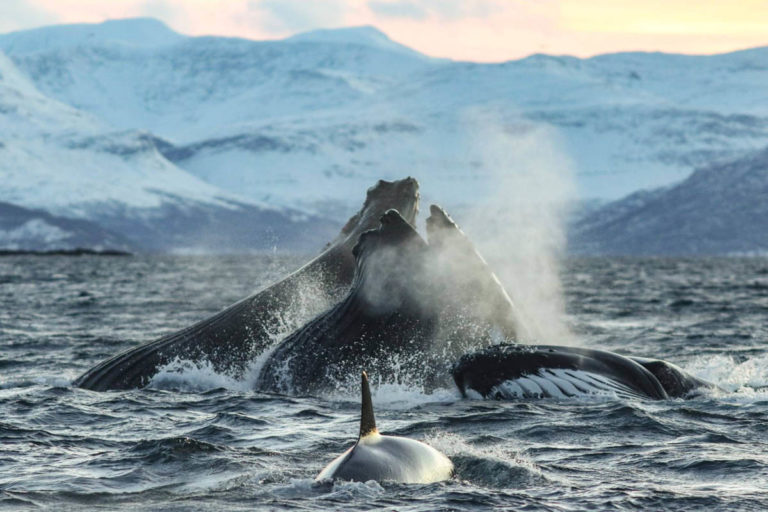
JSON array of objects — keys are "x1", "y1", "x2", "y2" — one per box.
[
  {"x1": 425, "y1": 431, "x2": 543, "y2": 488},
  {"x1": 149, "y1": 358, "x2": 254, "y2": 392},
  {"x1": 326, "y1": 379, "x2": 459, "y2": 410},
  {"x1": 686, "y1": 354, "x2": 768, "y2": 401},
  {"x1": 269, "y1": 478, "x2": 385, "y2": 500},
  {"x1": 450, "y1": 107, "x2": 576, "y2": 345}
]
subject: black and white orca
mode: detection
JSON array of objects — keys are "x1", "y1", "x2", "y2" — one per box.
[{"x1": 316, "y1": 372, "x2": 453, "y2": 483}]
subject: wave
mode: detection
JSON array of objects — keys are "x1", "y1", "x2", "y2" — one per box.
[
  {"x1": 425, "y1": 431, "x2": 544, "y2": 488},
  {"x1": 147, "y1": 354, "x2": 461, "y2": 408},
  {"x1": 1, "y1": 375, "x2": 74, "y2": 389},
  {"x1": 148, "y1": 359, "x2": 252, "y2": 392},
  {"x1": 685, "y1": 354, "x2": 768, "y2": 401},
  {"x1": 102, "y1": 349, "x2": 768, "y2": 408},
  {"x1": 270, "y1": 478, "x2": 385, "y2": 500}
]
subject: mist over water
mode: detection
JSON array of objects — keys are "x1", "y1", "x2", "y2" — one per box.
[{"x1": 452, "y1": 109, "x2": 576, "y2": 344}]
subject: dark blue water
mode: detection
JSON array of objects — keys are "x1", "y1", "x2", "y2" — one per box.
[{"x1": 1, "y1": 255, "x2": 767, "y2": 510}]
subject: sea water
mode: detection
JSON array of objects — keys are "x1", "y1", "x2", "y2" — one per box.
[{"x1": 1, "y1": 255, "x2": 767, "y2": 510}]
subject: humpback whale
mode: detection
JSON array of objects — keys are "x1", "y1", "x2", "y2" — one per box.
[
  {"x1": 316, "y1": 372, "x2": 453, "y2": 483},
  {"x1": 75, "y1": 178, "x2": 420, "y2": 391},
  {"x1": 424, "y1": 204, "x2": 521, "y2": 340},
  {"x1": 452, "y1": 344, "x2": 712, "y2": 400},
  {"x1": 75, "y1": 175, "x2": 710, "y2": 402},
  {"x1": 255, "y1": 207, "x2": 520, "y2": 394}
]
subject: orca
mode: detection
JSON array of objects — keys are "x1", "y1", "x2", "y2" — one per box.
[
  {"x1": 75, "y1": 178, "x2": 421, "y2": 391},
  {"x1": 452, "y1": 344, "x2": 713, "y2": 400},
  {"x1": 316, "y1": 372, "x2": 453, "y2": 484}
]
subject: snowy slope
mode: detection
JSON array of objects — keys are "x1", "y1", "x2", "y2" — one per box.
[
  {"x1": 569, "y1": 147, "x2": 768, "y2": 255},
  {"x1": 285, "y1": 25, "x2": 430, "y2": 59},
  {"x1": 0, "y1": 50, "x2": 336, "y2": 251},
  {"x1": 2, "y1": 18, "x2": 767, "y2": 212},
  {"x1": 0, "y1": 17, "x2": 183, "y2": 53},
  {"x1": 0, "y1": 50, "x2": 229, "y2": 210},
  {"x1": 0, "y1": 19, "x2": 434, "y2": 142}
]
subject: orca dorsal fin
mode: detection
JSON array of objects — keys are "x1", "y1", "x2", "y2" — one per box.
[{"x1": 359, "y1": 371, "x2": 378, "y2": 438}]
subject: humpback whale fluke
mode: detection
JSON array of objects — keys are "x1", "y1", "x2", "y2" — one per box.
[
  {"x1": 452, "y1": 344, "x2": 713, "y2": 400},
  {"x1": 75, "y1": 178, "x2": 420, "y2": 391},
  {"x1": 316, "y1": 372, "x2": 453, "y2": 483}
]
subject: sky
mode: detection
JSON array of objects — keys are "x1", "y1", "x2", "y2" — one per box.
[{"x1": 2, "y1": 0, "x2": 767, "y2": 62}]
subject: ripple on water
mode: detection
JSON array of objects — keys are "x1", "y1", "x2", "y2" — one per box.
[{"x1": 1, "y1": 256, "x2": 768, "y2": 510}]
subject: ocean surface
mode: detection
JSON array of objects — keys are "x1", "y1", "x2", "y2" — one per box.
[{"x1": 1, "y1": 255, "x2": 767, "y2": 511}]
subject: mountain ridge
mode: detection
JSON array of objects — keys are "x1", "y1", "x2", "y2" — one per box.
[
  {"x1": 4, "y1": 18, "x2": 766, "y2": 62},
  {"x1": 0, "y1": 18, "x2": 184, "y2": 52},
  {"x1": 570, "y1": 147, "x2": 768, "y2": 255},
  {"x1": 1, "y1": 19, "x2": 767, "y2": 253},
  {"x1": 0, "y1": 44, "x2": 338, "y2": 252},
  {"x1": 4, "y1": 17, "x2": 764, "y2": 206},
  {"x1": 0, "y1": 200, "x2": 136, "y2": 252}
]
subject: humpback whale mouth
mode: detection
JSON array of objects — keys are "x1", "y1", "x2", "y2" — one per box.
[
  {"x1": 256, "y1": 208, "x2": 439, "y2": 394},
  {"x1": 352, "y1": 209, "x2": 425, "y2": 260},
  {"x1": 425, "y1": 205, "x2": 519, "y2": 340},
  {"x1": 352, "y1": 209, "x2": 432, "y2": 317},
  {"x1": 256, "y1": 206, "x2": 523, "y2": 395},
  {"x1": 75, "y1": 177, "x2": 421, "y2": 392},
  {"x1": 338, "y1": 178, "x2": 420, "y2": 245}
]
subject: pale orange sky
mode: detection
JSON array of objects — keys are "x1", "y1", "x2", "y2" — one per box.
[{"x1": 2, "y1": 0, "x2": 768, "y2": 61}]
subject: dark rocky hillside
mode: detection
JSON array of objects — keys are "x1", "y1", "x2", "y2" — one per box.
[
  {"x1": 570, "y1": 148, "x2": 768, "y2": 255},
  {"x1": 0, "y1": 202, "x2": 136, "y2": 252}
]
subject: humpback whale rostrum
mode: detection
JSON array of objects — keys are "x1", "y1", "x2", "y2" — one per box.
[
  {"x1": 75, "y1": 178, "x2": 420, "y2": 391},
  {"x1": 316, "y1": 372, "x2": 453, "y2": 484}
]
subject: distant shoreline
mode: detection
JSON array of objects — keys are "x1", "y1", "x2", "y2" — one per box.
[{"x1": 0, "y1": 248, "x2": 132, "y2": 256}]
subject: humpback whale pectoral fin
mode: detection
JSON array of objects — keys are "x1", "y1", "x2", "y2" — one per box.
[{"x1": 359, "y1": 371, "x2": 378, "y2": 438}]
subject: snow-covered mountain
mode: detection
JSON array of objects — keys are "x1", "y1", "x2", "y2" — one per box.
[
  {"x1": 0, "y1": 47, "x2": 336, "y2": 252},
  {"x1": 569, "y1": 147, "x2": 768, "y2": 255},
  {"x1": 1, "y1": 18, "x2": 766, "y2": 252},
  {"x1": 3, "y1": 17, "x2": 767, "y2": 216}
]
